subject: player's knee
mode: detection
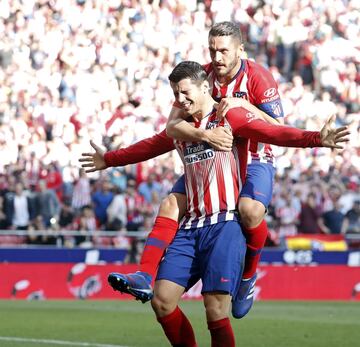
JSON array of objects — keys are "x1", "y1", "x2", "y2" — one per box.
[
  {"x1": 158, "y1": 194, "x2": 179, "y2": 220},
  {"x1": 204, "y1": 301, "x2": 229, "y2": 322},
  {"x1": 158, "y1": 193, "x2": 186, "y2": 221},
  {"x1": 238, "y1": 199, "x2": 265, "y2": 228},
  {"x1": 151, "y1": 293, "x2": 176, "y2": 318}
]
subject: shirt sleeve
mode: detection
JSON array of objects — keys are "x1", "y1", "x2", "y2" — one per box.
[
  {"x1": 104, "y1": 129, "x2": 175, "y2": 167},
  {"x1": 248, "y1": 64, "x2": 284, "y2": 119},
  {"x1": 226, "y1": 108, "x2": 322, "y2": 148}
]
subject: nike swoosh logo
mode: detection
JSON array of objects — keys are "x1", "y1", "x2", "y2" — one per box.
[
  {"x1": 254, "y1": 191, "x2": 266, "y2": 197},
  {"x1": 221, "y1": 277, "x2": 230, "y2": 283}
]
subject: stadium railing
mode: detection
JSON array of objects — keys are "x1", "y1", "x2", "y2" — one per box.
[
  {"x1": 0, "y1": 229, "x2": 148, "y2": 247},
  {"x1": 0, "y1": 229, "x2": 359, "y2": 248}
]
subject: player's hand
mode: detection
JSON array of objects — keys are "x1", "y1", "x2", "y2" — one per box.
[
  {"x1": 204, "y1": 127, "x2": 233, "y2": 151},
  {"x1": 216, "y1": 98, "x2": 248, "y2": 119},
  {"x1": 79, "y1": 141, "x2": 107, "y2": 173},
  {"x1": 320, "y1": 115, "x2": 350, "y2": 149}
]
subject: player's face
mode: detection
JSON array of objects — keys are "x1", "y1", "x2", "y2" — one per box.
[
  {"x1": 171, "y1": 78, "x2": 208, "y2": 115},
  {"x1": 208, "y1": 35, "x2": 243, "y2": 78}
]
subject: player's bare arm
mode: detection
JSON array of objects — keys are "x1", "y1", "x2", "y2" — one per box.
[
  {"x1": 217, "y1": 97, "x2": 283, "y2": 125},
  {"x1": 166, "y1": 105, "x2": 233, "y2": 151},
  {"x1": 79, "y1": 130, "x2": 175, "y2": 172}
]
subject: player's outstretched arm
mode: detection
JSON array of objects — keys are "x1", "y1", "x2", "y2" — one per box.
[
  {"x1": 166, "y1": 106, "x2": 233, "y2": 151},
  {"x1": 229, "y1": 110, "x2": 350, "y2": 149},
  {"x1": 79, "y1": 130, "x2": 175, "y2": 171}
]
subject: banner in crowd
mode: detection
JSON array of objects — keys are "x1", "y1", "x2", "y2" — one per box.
[
  {"x1": 285, "y1": 234, "x2": 348, "y2": 251},
  {"x1": 0, "y1": 263, "x2": 359, "y2": 301}
]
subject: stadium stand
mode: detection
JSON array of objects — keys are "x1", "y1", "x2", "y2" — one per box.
[{"x1": 0, "y1": 0, "x2": 359, "y2": 254}]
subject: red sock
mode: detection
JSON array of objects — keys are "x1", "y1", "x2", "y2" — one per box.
[
  {"x1": 207, "y1": 318, "x2": 235, "y2": 347},
  {"x1": 242, "y1": 219, "x2": 268, "y2": 279},
  {"x1": 157, "y1": 306, "x2": 197, "y2": 347},
  {"x1": 139, "y1": 216, "x2": 178, "y2": 278}
]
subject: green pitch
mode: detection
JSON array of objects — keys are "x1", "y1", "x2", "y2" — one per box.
[{"x1": 0, "y1": 300, "x2": 359, "y2": 347}]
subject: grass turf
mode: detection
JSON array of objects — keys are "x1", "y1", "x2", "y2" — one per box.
[{"x1": 0, "y1": 300, "x2": 359, "y2": 347}]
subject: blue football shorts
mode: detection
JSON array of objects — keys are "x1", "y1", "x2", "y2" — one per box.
[
  {"x1": 171, "y1": 163, "x2": 275, "y2": 209},
  {"x1": 240, "y1": 162, "x2": 276, "y2": 208},
  {"x1": 156, "y1": 220, "x2": 246, "y2": 296}
]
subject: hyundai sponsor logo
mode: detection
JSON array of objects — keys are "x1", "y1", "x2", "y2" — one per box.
[{"x1": 264, "y1": 87, "x2": 277, "y2": 98}]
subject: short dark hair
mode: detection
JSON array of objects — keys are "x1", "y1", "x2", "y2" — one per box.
[
  {"x1": 168, "y1": 61, "x2": 207, "y2": 85},
  {"x1": 209, "y1": 21, "x2": 243, "y2": 44}
]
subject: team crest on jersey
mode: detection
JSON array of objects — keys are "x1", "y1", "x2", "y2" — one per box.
[
  {"x1": 234, "y1": 91, "x2": 248, "y2": 99},
  {"x1": 271, "y1": 101, "x2": 282, "y2": 117}
]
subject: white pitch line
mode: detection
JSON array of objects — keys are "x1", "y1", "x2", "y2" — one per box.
[{"x1": 0, "y1": 336, "x2": 129, "y2": 347}]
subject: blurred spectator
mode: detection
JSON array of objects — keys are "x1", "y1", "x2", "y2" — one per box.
[
  {"x1": 109, "y1": 167, "x2": 127, "y2": 192},
  {"x1": 35, "y1": 180, "x2": 61, "y2": 227},
  {"x1": 344, "y1": 200, "x2": 360, "y2": 248},
  {"x1": 319, "y1": 200, "x2": 346, "y2": 234},
  {"x1": 137, "y1": 173, "x2": 163, "y2": 203},
  {"x1": 27, "y1": 215, "x2": 57, "y2": 245},
  {"x1": 344, "y1": 200, "x2": 360, "y2": 234},
  {"x1": 275, "y1": 193, "x2": 299, "y2": 240},
  {"x1": 25, "y1": 152, "x2": 42, "y2": 187},
  {"x1": 44, "y1": 162, "x2": 63, "y2": 201},
  {"x1": 298, "y1": 193, "x2": 323, "y2": 234},
  {"x1": 125, "y1": 179, "x2": 146, "y2": 231},
  {"x1": 91, "y1": 179, "x2": 114, "y2": 227},
  {"x1": 58, "y1": 202, "x2": 75, "y2": 230},
  {"x1": 4, "y1": 182, "x2": 35, "y2": 230},
  {"x1": 106, "y1": 187, "x2": 127, "y2": 231},
  {"x1": 73, "y1": 205, "x2": 97, "y2": 247},
  {"x1": 71, "y1": 169, "x2": 92, "y2": 211}
]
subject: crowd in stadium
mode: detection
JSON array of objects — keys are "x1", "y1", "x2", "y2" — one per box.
[{"x1": 0, "y1": 0, "x2": 359, "y2": 251}]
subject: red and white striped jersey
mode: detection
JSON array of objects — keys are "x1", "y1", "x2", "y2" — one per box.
[
  {"x1": 175, "y1": 110, "x2": 248, "y2": 229},
  {"x1": 174, "y1": 106, "x2": 321, "y2": 229},
  {"x1": 204, "y1": 59, "x2": 284, "y2": 166}
]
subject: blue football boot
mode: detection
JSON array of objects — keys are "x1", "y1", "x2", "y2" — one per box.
[
  {"x1": 232, "y1": 273, "x2": 257, "y2": 319},
  {"x1": 108, "y1": 272, "x2": 153, "y2": 303}
]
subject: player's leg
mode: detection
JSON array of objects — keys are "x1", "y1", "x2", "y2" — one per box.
[
  {"x1": 152, "y1": 280, "x2": 185, "y2": 318},
  {"x1": 201, "y1": 221, "x2": 246, "y2": 347},
  {"x1": 139, "y1": 191, "x2": 186, "y2": 278},
  {"x1": 152, "y1": 227, "x2": 199, "y2": 347},
  {"x1": 152, "y1": 280, "x2": 197, "y2": 347},
  {"x1": 108, "y1": 176, "x2": 186, "y2": 302},
  {"x1": 204, "y1": 293, "x2": 235, "y2": 347},
  {"x1": 232, "y1": 162, "x2": 275, "y2": 318}
]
